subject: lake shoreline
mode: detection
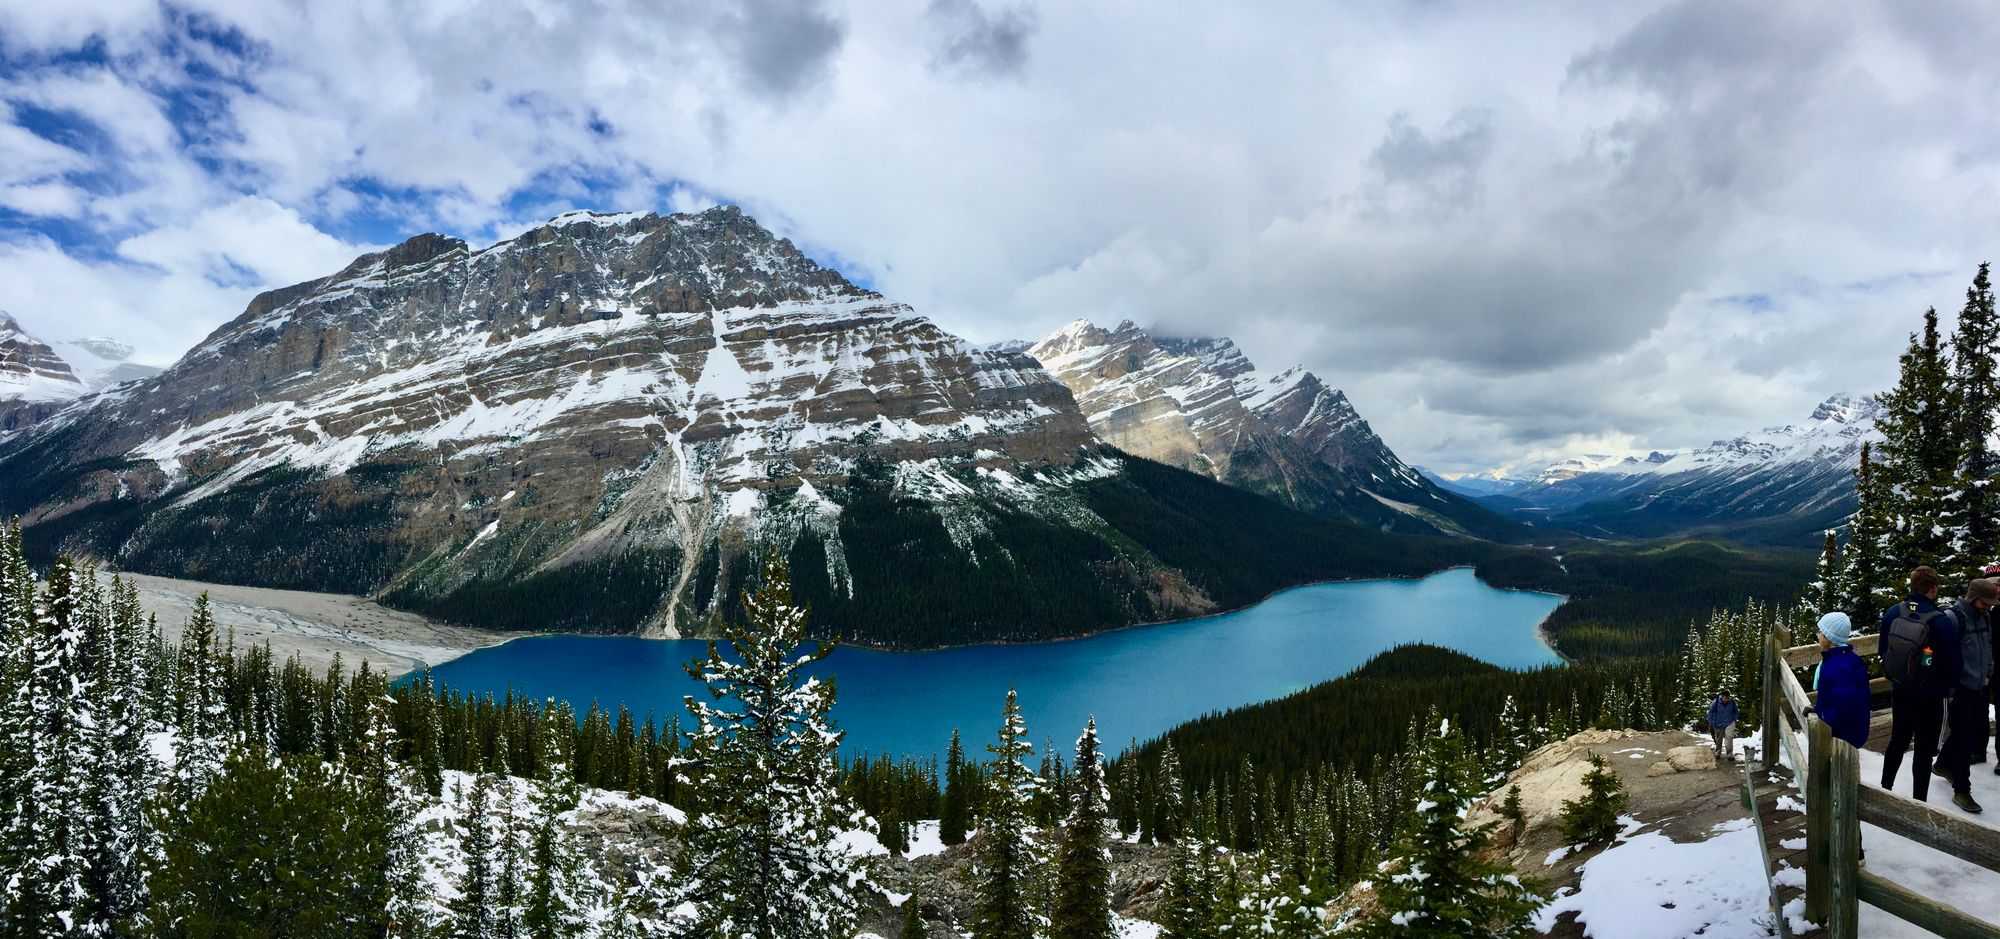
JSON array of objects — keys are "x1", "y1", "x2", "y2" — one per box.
[
  {"x1": 805, "y1": 563, "x2": 1573, "y2": 657},
  {"x1": 422, "y1": 567, "x2": 1568, "y2": 761}
]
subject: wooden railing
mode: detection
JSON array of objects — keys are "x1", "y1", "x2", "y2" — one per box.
[{"x1": 1761, "y1": 627, "x2": 2000, "y2": 938}]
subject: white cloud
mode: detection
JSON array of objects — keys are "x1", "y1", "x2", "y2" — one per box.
[{"x1": 0, "y1": 0, "x2": 1994, "y2": 471}]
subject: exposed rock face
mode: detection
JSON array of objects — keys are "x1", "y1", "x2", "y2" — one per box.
[
  {"x1": 0, "y1": 208, "x2": 1220, "y2": 644},
  {"x1": 0, "y1": 311, "x2": 87, "y2": 434},
  {"x1": 1028, "y1": 319, "x2": 1512, "y2": 538}
]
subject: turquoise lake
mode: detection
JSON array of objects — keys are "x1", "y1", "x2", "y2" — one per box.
[{"x1": 418, "y1": 567, "x2": 1564, "y2": 762}]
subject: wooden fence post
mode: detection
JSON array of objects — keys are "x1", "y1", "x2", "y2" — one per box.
[
  {"x1": 1807, "y1": 716, "x2": 1832, "y2": 925},
  {"x1": 1762, "y1": 631, "x2": 1781, "y2": 767},
  {"x1": 1827, "y1": 736, "x2": 1861, "y2": 939}
]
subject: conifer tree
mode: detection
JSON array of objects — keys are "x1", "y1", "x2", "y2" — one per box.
[
  {"x1": 1359, "y1": 721, "x2": 1542, "y2": 938},
  {"x1": 524, "y1": 700, "x2": 583, "y2": 939},
  {"x1": 1948, "y1": 262, "x2": 2000, "y2": 579},
  {"x1": 1051, "y1": 718, "x2": 1113, "y2": 939},
  {"x1": 1559, "y1": 755, "x2": 1628, "y2": 847},
  {"x1": 1159, "y1": 835, "x2": 1215, "y2": 939},
  {"x1": 175, "y1": 593, "x2": 229, "y2": 799},
  {"x1": 900, "y1": 898, "x2": 926, "y2": 939},
  {"x1": 941, "y1": 728, "x2": 970, "y2": 846},
  {"x1": 0, "y1": 523, "x2": 32, "y2": 926},
  {"x1": 16, "y1": 556, "x2": 96, "y2": 935},
  {"x1": 1877, "y1": 307, "x2": 1960, "y2": 570},
  {"x1": 1153, "y1": 740, "x2": 1185, "y2": 845},
  {"x1": 453, "y1": 773, "x2": 501, "y2": 939},
  {"x1": 673, "y1": 555, "x2": 869, "y2": 939},
  {"x1": 1809, "y1": 530, "x2": 1842, "y2": 617},
  {"x1": 971, "y1": 689, "x2": 1044, "y2": 939}
]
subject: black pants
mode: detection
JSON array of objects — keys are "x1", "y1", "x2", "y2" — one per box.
[
  {"x1": 1938, "y1": 686, "x2": 1989, "y2": 794},
  {"x1": 1883, "y1": 685, "x2": 1945, "y2": 800}
]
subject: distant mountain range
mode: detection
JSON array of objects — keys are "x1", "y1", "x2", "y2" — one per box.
[
  {"x1": 1424, "y1": 393, "x2": 1881, "y2": 546},
  {"x1": 0, "y1": 312, "x2": 161, "y2": 432},
  {"x1": 0, "y1": 207, "x2": 1496, "y2": 647},
  {"x1": 1024, "y1": 320, "x2": 1517, "y2": 540}
]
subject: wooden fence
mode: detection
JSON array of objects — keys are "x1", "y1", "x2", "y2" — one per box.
[{"x1": 1760, "y1": 627, "x2": 2000, "y2": 938}]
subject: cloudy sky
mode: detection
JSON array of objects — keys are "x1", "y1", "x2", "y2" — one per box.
[{"x1": 1, "y1": 1, "x2": 1995, "y2": 474}]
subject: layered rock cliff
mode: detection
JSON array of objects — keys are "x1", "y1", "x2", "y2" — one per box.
[
  {"x1": 0, "y1": 208, "x2": 1470, "y2": 646},
  {"x1": 1028, "y1": 320, "x2": 1515, "y2": 539}
]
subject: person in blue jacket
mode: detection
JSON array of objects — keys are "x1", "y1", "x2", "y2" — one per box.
[
  {"x1": 1706, "y1": 689, "x2": 1741, "y2": 763},
  {"x1": 1811, "y1": 611, "x2": 1873, "y2": 752}
]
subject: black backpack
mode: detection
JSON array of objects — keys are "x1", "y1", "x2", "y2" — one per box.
[{"x1": 1880, "y1": 604, "x2": 1953, "y2": 693}]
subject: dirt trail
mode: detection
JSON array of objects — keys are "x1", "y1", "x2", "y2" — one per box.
[{"x1": 121, "y1": 571, "x2": 514, "y2": 675}]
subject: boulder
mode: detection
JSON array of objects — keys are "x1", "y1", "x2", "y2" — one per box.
[
  {"x1": 1667, "y1": 745, "x2": 1717, "y2": 772},
  {"x1": 1646, "y1": 760, "x2": 1677, "y2": 777}
]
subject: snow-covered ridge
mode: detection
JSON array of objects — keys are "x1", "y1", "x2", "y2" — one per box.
[{"x1": 1023, "y1": 318, "x2": 1484, "y2": 536}]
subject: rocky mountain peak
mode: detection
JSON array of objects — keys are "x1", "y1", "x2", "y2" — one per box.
[
  {"x1": 1808, "y1": 392, "x2": 1881, "y2": 425},
  {"x1": 1026, "y1": 319, "x2": 1509, "y2": 538}
]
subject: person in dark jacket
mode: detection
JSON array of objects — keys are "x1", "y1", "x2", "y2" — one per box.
[
  {"x1": 1934, "y1": 577, "x2": 1998, "y2": 813},
  {"x1": 1882, "y1": 566, "x2": 1953, "y2": 801},
  {"x1": 1812, "y1": 611, "x2": 1872, "y2": 750},
  {"x1": 1707, "y1": 690, "x2": 1741, "y2": 762}
]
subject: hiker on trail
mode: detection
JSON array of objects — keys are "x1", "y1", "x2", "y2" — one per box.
[
  {"x1": 1880, "y1": 566, "x2": 1955, "y2": 801},
  {"x1": 1934, "y1": 577, "x2": 1997, "y2": 814},
  {"x1": 1810, "y1": 611, "x2": 1871, "y2": 750},
  {"x1": 1706, "y1": 689, "x2": 1740, "y2": 763}
]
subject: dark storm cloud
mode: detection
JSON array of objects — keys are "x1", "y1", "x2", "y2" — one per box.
[
  {"x1": 1366, "y1": 109, "x2": 1494, "y2": 210},
  {"x1": 717, "y1": 0, "x2": 849, "y2": 99},
  {"x1": 926, "y1": 0, "x2": 1038, "y2": 78}
]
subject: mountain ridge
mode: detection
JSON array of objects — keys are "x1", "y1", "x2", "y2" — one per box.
[
  {"x1": 0, "y1": 206, "x2": 1500, "y2": 647},
  {"x1": 1025, "y1": 318, "x2": 1519, "y2": 540}
]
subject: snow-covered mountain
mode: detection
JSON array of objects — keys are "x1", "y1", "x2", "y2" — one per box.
[
  {"x1": 0, "y1": 311, "x2": 89, "y2": 432},
  {"x1": 0, "y1": 207, "x2": 1462, "y2": 646},
  {"x1": 1026, "y1": 319, "x2": 1515, "y2": 539},
  {"x1": 1480, "y1": 394, "x2": 1884, "y2": 544},
  {"x1": 1, "y1": 312, "x2": 164, "y2": 433}
]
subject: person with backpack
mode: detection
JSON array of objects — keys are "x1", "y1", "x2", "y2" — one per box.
[
  {"x1": 1811, "y1": 611, "x2": 1871, "y2": 750},
  {"x1": 1706, "y1": 689, "x2": 1741, "y2": 763},
  {"x1": 1934, "y1": 577, "x2": 1998, "y2": 813},
  {"x1": 1880, "y1": 566, "x2": 1956, "y2": 800}
]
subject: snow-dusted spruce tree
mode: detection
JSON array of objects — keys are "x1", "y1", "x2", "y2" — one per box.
[
  {"x1": 15, "y1": 556, "x2": 97, "y2": 935},
  {"x1": 1158, "y1": 831, "x2": 1215, "y2": 939},
  {"x1": 941, "y1": 728, "x2": 971, "y2": 847},
  {"x1": 1946, "y1": 262, "x2": 2000, "y2": 580},
  {"x1": 452, "y1": 772, "x2": 501, "y2": 938},
  {"x1": 1051, "y1": 717, "x2": 1114, "y2": 939},
  {"x1": 83, "y1": 573, "x2": 159, "y2": 931},
  {"x1": 173, "y1": 592, "x2": 230, "y2": 800},
  {"x1": 524, "y1": 699, "x2": 585, "y2": 939},
  {"x1": 1808, "y1": 531, "x2": 1842, "y2": 616},
  {"x1": 1152, "y1": 739, "x2": 1185, "y2": 845},
  {"x1": 674, "y1": 554, "x2": 870, "y2": 939},
  {"x1": 1838, "y1": 443, "x2": 1899, "y2": 624},
  {"x1": 1359, "y1": 720, "x2": 1543, "y2": 939},
  {"x1": 899, "y1": 896, "x2": 926, "y2": 939},
  {"x1": 1559, "y1": 755, "x2": 1628, "y2": 848},
  {"x1": 971, "y1": 689, "x2": 1045, "y2": 939},
  {"x1": 1877, "y1": 306, "x2": 1961, "y2": 572},
  {"x1": 0, "y1": 522, "x2": 32, "y2": 929}
]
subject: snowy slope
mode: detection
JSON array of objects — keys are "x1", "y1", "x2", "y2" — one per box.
[
  {"x1": 0, "y1": 207, "x2": 1429, "y2": 646},
  {"x1": 1481, "y1": 394, "x2": 1883, "y2": 544}
]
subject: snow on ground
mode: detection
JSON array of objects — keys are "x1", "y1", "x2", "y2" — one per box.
[
  {"x1": 904, "y1": 820, "x2": 966, "y2": 859},
  {"x1": 1532, "y1": 817, "x2": 1775, "y2": 939},
  {"x1": 1855, "y1": 743, "x2": 2000, "y2": 937},
  {"x1": 1114, "y1": 913, "x2": 1163, "y2": 938}
]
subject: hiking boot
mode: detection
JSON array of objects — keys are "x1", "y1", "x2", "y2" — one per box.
[{"x1": 1955, "y1": 790, "x2": 1984, "y2": 814}]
